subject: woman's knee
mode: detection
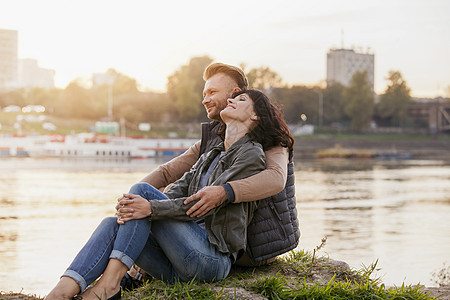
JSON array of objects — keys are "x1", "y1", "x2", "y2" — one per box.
[
  {"x1": 128, "y1": 182, "x2": 152, "y2": 194},
  {"x1": 91, "y1": 217, "x2": 119, "y2": 240},
  {"x1": 100, "y1": 216, "x2": 118, "y2": 227}
]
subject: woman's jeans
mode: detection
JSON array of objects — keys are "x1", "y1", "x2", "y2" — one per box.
[{"x1": 62, "y1": 183, "x2": 231, "y2": 292}]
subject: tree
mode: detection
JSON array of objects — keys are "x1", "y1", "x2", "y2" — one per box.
[
  {"x1": 106, "y1": 68, "x2": 139, "y2": 96},
  {"x1": 115, "y1": 92, "x2": 171, "y2": 124},
  {"x1": 246, "y1": 66, "x2": 282, "y2": 91},
  {"x1": 167, "y1": 56, "x2": 213, "y2": 121},
  {"x1": 0, "y1": 89, "x2": 27, "y2": 107},
  {"x1": 271, "y1": 85, "x2": 318, "y2": 124},
  {"x1": 342, "y1": 71, "x2": 374, "y2": 131},
  {"x1": 323, "y1": 83, "x2": 346, "y2": 125},
  {"x1": 378, "y1": 71, "x2": 411, "y2": 126},
  {"x1": 58, "y1": 80, "x2": 97, "y2": 119},
  {"x1": 89, "y1": 69, "x2": 140, "y2": 120}
]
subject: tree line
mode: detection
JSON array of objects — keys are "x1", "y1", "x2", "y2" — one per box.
[{"x1": 0, "y1": 55, "x2": 432, "y2": 132}]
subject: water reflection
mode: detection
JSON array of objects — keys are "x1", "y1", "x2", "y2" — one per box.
[
  {"x1": 295, "y1": 158, "x2": 450, "y2": 288},
  {"x1": 0, "y1": 157, "x2": 449, "y2": 295}
]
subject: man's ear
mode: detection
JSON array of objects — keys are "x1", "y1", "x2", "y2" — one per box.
[{"x1": 232, "y1": 87, "x2": 241, "y2": 94}]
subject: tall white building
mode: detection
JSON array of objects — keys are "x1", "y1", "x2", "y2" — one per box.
[
  {"x1": 326, "y1": 48, "x2": 375, "y2": 90},
  {"x1": 0, "y1": 29, "x2": 18, "y2": 89},
  {"x1": 19, "y1": 58, "x2": 55, "y2": 89}
]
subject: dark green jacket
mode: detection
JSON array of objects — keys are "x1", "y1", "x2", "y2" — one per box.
[
  {"x1": 149, "y1": 135, "x2": 265, "y2": 255},
  {"x1": 199, "y1": 121, "x2": 300, "y2": 264}
]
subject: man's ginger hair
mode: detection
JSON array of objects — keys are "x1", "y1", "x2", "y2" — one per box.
[{"x1": 203, "y1": 63, "x2": 248, "y2": 90}]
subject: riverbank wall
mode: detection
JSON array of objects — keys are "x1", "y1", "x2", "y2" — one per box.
[{"x1": 293, "y1": 136, "x2": 450, "y2": 160}]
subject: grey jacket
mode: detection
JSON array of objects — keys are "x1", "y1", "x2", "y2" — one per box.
[
  {"x1": 199, "y1": 121, "x2": 300, "y2": 264},
  {"x1": 149, "y1": 135, "x2": 265, "y2": 255}
]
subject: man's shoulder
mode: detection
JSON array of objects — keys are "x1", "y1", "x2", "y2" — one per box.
[{"x1": 201, "y1": 120, "x2": 220, "y2": 129}]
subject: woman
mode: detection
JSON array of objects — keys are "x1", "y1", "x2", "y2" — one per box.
[{"x1": 46, "y1": 89, "x2": 294, "y2": 300}]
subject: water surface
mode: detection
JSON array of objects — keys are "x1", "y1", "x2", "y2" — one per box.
[{"x1": 0, "y1": 157, "x2": 449, "y2": 296}]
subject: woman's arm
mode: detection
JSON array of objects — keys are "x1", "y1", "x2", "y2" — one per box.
[
  {"x1": 150, "y1": 145, "x2": 266, "y2": 221},
  {"x1": 184, "y1": 146, "x2": 288, "y2": 217}
]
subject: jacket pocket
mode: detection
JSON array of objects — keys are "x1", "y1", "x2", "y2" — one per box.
[{"x1": 268, "y1": 200, "x2": 287, "y2": 239}]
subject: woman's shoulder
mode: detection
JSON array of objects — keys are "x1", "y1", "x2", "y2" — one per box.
[{"x1": 237, "y1": 140, "x2": 264, "y2": 156}]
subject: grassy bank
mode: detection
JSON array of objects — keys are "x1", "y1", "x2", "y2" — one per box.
[
  {"x1": 3, "y1": 111, "x2": 450, "y2": 141},
  {"x1": 295, "y1": 133, "x2": 450, "y2": 141},
  {"x1": 122, "y1": 250, "x2": 435, "y2": 300},
  {"x1": 2, "y1": 250, "x2": 442, "y2": 300},
  {"x1": 293, "y1": 133, "x2": 450, "y2": 160}
]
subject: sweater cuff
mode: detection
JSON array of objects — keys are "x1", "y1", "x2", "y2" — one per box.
[{"x1": 222, "y1": 183, "x2": 235, "y2": 204}]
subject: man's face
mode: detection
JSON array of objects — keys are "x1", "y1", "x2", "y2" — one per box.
[{"x1": 202, "y1": 73, "x2": 239, "y2": 121}]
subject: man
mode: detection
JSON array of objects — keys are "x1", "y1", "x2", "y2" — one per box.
[
  {"x1": 121, "y1": 63, "x2": 299, "y2": 286},
  {"x1": 140, "y1": 63, "x2": 288, "y2": 217}
]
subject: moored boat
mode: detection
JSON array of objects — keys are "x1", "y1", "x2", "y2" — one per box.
[{"x1": 0, "y1": 134, "x2": 198, "y2": 158}]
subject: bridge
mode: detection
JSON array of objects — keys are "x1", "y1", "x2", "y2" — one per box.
[{"x1": 408, "y1": 102, "x2": 450, "y2": 133}]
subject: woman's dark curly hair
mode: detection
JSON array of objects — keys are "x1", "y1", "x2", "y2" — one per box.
[{"x1": 230, "y1": 89, "x2": 294, "y2": 152}]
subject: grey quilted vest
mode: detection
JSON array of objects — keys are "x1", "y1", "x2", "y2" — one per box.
[{"x1": 199, "y1": 122, "x2": 300, "y2": 264}]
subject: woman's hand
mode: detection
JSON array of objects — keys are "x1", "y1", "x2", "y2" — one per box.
[
  {"x1": 115, "y1": 193, "x2": 151, "y2": 224},
  {"x1": 184, "y1": 186, "x2": 227, "y2": 218}
]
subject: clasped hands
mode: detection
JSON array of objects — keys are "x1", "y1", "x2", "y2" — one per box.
[{"x1": 115, "y1": 185, "x2": 227, "y2": 224}]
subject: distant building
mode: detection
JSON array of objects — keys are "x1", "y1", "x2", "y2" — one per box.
[
  {"x1": 326, "y1": 48, "x2": 375, "y2": 90},
  {"x1": 0, "y1": 29, "x2": 18, "y2": 89},
  {"x1": 19, "y1": 58, "x2": 55, "y2": 89},
  {"x1": 92, "y1": 72, "x2": 116, "y2": 86}
]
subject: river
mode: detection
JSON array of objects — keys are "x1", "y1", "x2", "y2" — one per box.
[{"x1": 0, "y1": 157, "x2": 449, "y2": 296}]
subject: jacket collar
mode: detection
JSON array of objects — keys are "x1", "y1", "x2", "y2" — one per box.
[{"x1": 212, "y1": 135, "x2": 253, "y2": 153}]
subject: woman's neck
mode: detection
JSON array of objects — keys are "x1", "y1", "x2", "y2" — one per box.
[{"x1": 224, "y1": 123, "x2": 250, "y2": 151}]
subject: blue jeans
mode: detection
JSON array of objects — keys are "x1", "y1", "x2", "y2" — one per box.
[{"x1": 63, "y1": 183, "x2": 231, "y2": 292}]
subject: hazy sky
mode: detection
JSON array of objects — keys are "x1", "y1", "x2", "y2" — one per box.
[{"x1": 1, "y1": 0, "x2": 449, "y2": 97}]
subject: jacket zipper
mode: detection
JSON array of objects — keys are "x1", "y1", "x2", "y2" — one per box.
[{"x1": 268, "y1": 201, "x2": 287, "y2": 238}]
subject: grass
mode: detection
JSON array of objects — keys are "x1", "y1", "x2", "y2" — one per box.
[
  {"x1": 3, "y1": 111, "x2": 449, "y2": 141},
  {"x1": 0, "y1": 250, "x2": 438, "y2": 300},
  {"x1": 118, "y1": 249, "x2": 436, "y2": 300},
  {"x1": 0, "y1": 112, "x2": 200, "y2": 138}
]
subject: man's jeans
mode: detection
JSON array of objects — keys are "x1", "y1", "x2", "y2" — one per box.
[{"x1": 62, "y1": 183, "x2": 231, "y2": 292}]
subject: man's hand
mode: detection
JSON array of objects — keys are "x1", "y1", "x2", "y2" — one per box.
[
  {"x1": 184, "y1": 186, "x2": 227, "y2": 218},
  {"x1": 115, "y1": 193, "x2": 151, "y2": 224}
]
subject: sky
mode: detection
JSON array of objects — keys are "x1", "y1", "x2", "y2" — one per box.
[{"x1": 0, "y1": 0, "x2": 449, "y2": 97}]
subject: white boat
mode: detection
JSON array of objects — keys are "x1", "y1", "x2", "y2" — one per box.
[{"x1": 0, "y1": 133, "x2": 198, "y2": 158}]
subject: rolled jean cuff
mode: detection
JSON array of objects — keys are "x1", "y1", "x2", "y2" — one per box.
[
  {"x1": 62, "y1": 270, "x2": 87, "y2": 293},
  {"x1": 110, "y1": 250, "x2": 134, "y2": 269}
]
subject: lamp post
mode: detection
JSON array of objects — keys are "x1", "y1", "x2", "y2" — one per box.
[
  {"x1": 317, "y1": 90, "x2": 323, "y2": 127},
  {"x1": 106, "y1": 73, "x2": 116, "y2": 121}
]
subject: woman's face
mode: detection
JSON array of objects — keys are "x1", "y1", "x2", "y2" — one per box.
[{"x1": 220, "y1": 93, "x2": 257, "y2": 125}]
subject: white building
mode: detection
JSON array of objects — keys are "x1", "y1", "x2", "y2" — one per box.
[
  {"x1": 92, "y1": 72, "x2": 116, "y2": 86},
  {"x1": 326, "y1": 48, "x2": 375, "y2": 90},
  {"x1": 19, "y1": 58, "x2": 55, "y2": 89},
  {"x1": 0, "y1": 29, "x2": 18, "y2": 90}
]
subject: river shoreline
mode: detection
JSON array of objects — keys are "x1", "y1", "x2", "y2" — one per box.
[
  {"x1": 1, "y1": 257, "x2": 449, "y2": 299},
  {"x1": 294, "y1": 136, "x2": 450, "y2": 160}
]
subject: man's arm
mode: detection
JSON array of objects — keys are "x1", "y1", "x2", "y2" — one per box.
[
  {"x1": 185, "y1": 146, "x2": 288, "y2": 217},
  {"x1": 152, "y1": 145, "x2": 266, "y2": 221},
  {"x1": 229, "y1": 146, "x2": 288, "y2": 203},
  {"x1": 140, "y1": 140, "x2": 201, "y2": 190}
]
